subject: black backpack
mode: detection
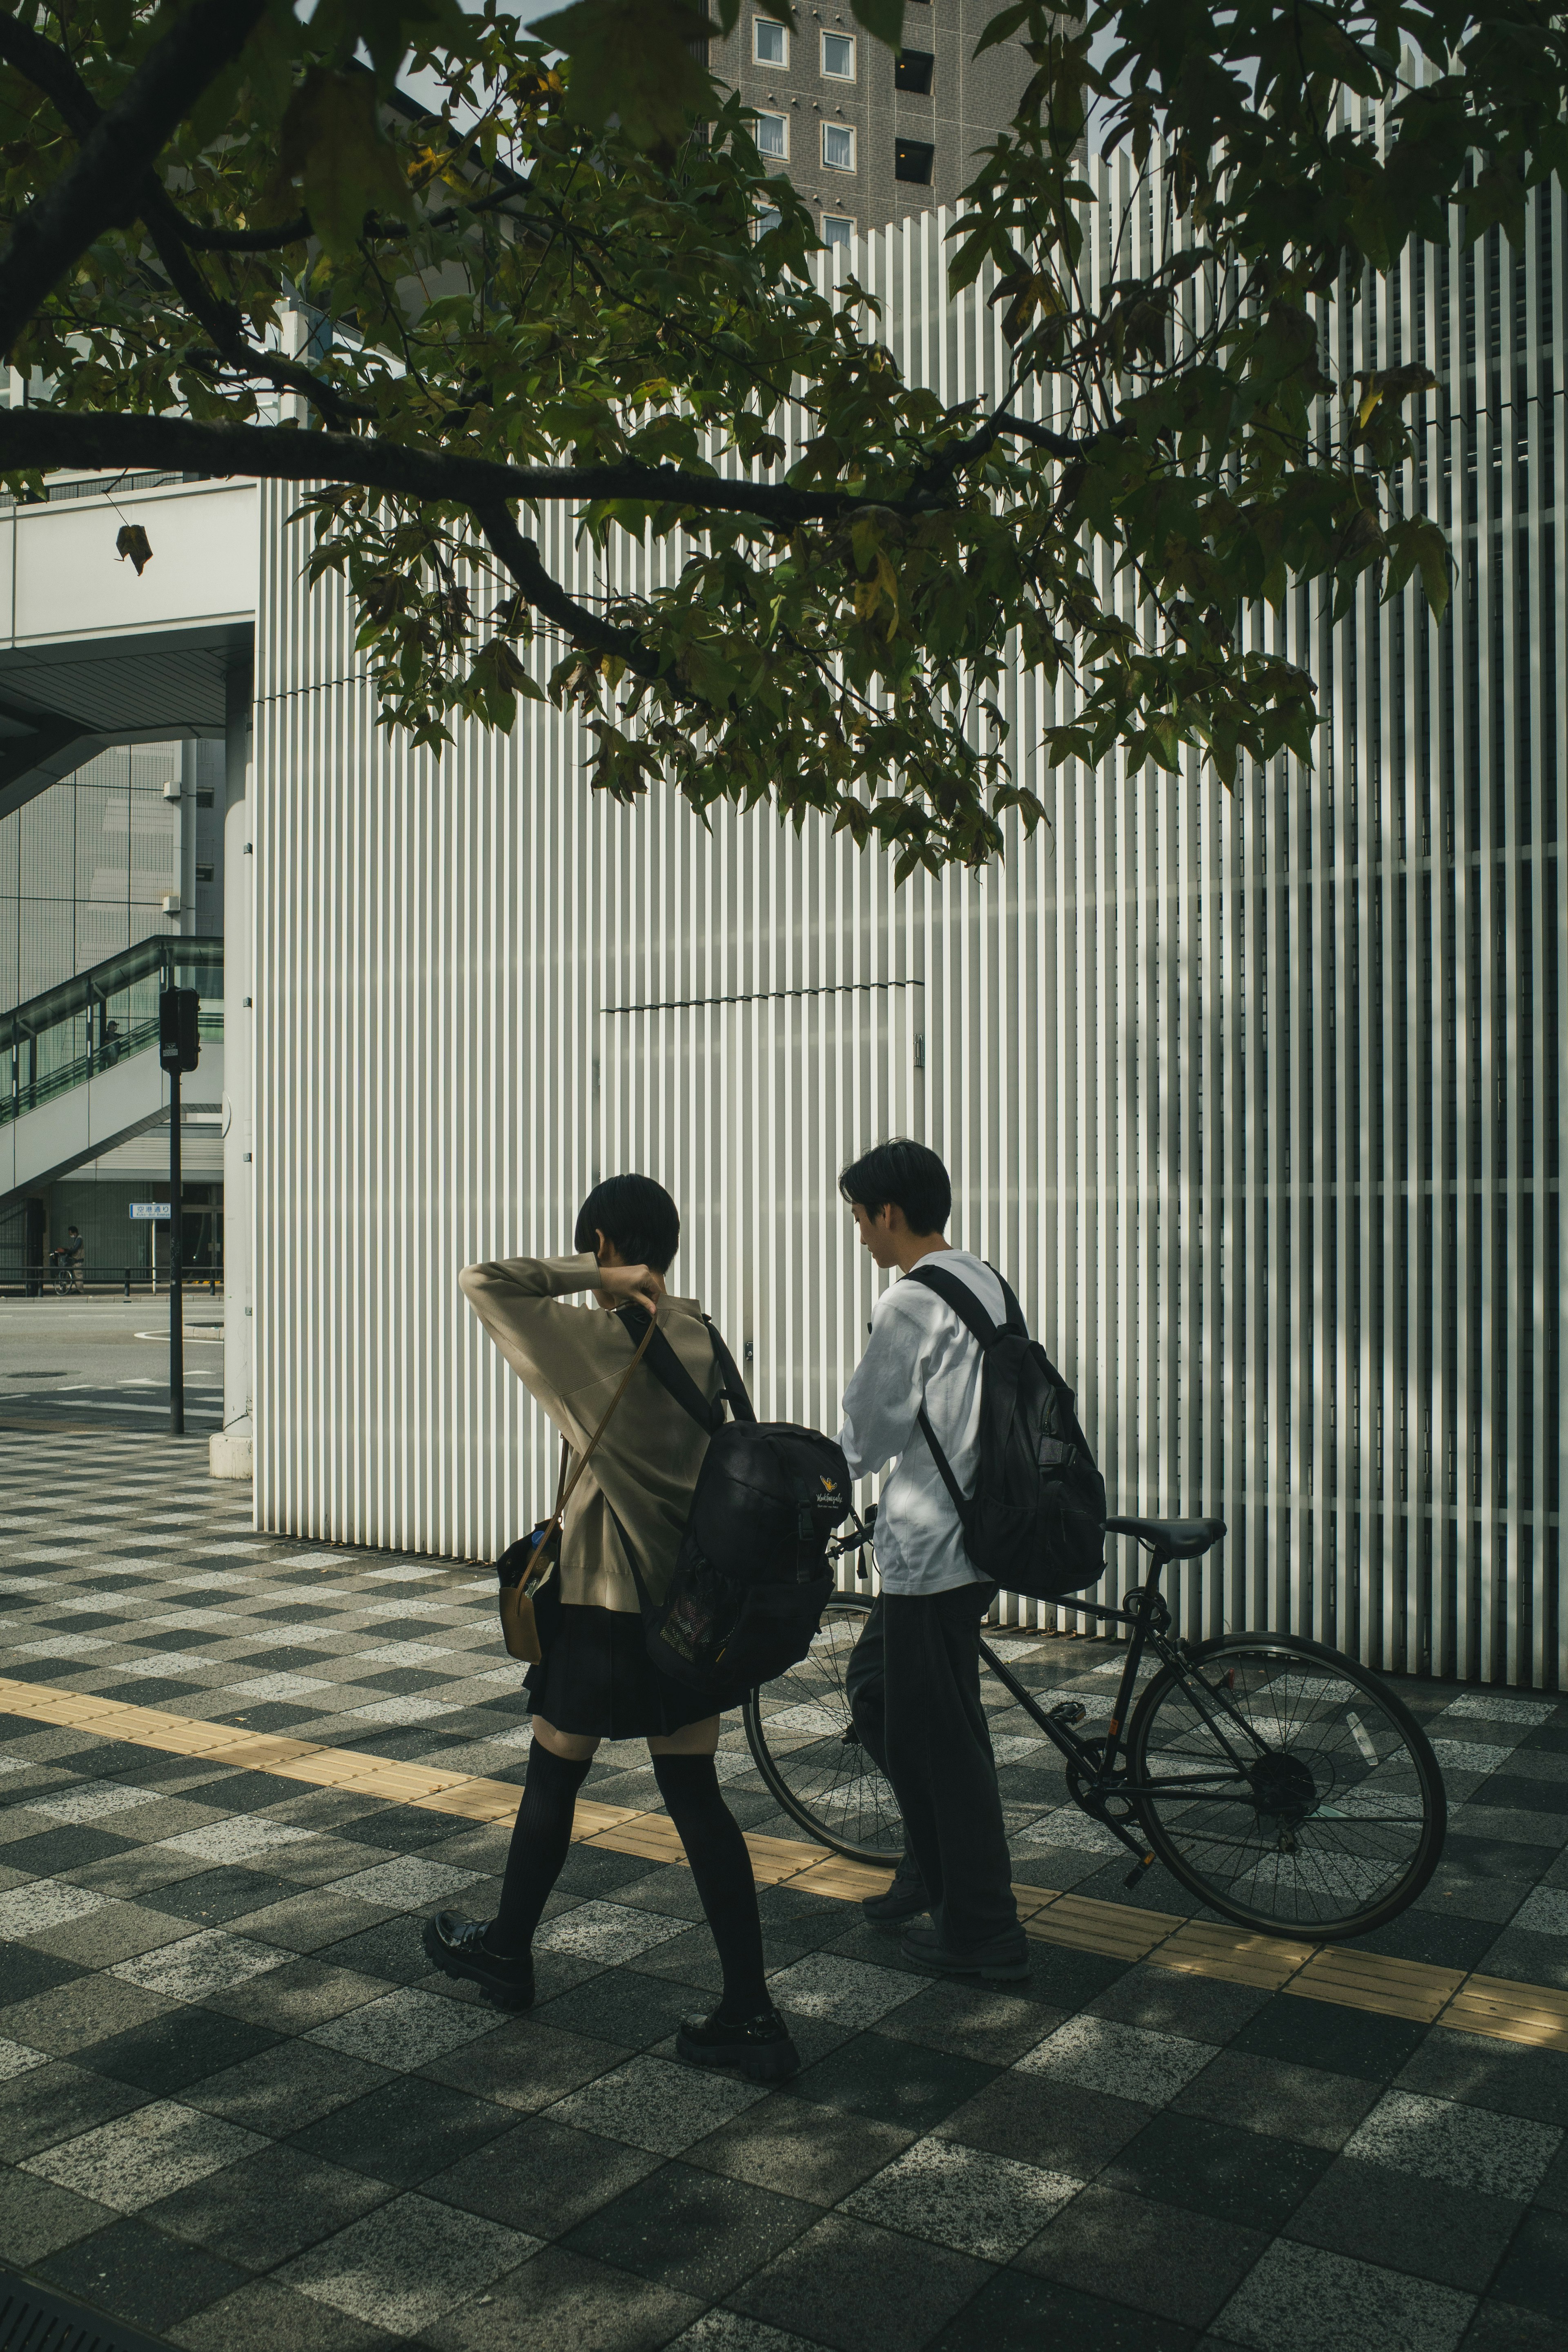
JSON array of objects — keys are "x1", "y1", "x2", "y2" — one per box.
[
  {"x1": 612, "y1": 1307, "x2": 851, "y2": 1699},
  {"x1": 904, "y1": 1263, "x2": 1106, "y2": 1599}
]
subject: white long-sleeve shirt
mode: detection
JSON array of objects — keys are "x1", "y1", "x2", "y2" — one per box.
[{"x1": 836, "y1": 1248, "x2": 1007, "y2": 1596}]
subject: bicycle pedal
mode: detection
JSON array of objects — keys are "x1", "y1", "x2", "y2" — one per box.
[
  {"x1": 1046, "y1": 1700, "x2": 1087, "y2": 1726},
  {"x1": 1123, "y1": 1853, "x2": 1156, "y2": 1889}
]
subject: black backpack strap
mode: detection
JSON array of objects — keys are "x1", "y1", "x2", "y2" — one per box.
[
  {"x1": 903, "y1": 1261, "x2": 1002, "y2": 1345},
  {"x1": 613, "y1": 1305, "x2": 757, "y2": 1432}
]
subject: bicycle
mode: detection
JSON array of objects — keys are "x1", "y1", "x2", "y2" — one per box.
[
  {"x1": 742, "y1": 1514, "x2": 1447, "y2": 1943},
  {"x1": 47, "y1": 1251, "x2": 82, "y2": 1296}
]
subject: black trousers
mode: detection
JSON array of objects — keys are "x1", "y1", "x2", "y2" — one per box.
[{"x1": 846, "y1": 1584, "x2": 1018, "y2": 1949}]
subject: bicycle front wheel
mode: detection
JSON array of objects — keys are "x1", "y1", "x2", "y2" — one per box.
[
  {"x1": 742, "y1": 1595, "x2": 905, "y2": 1864},
  {"x1": 1126, "y1": 1632, "x2": 1446, "y2": 1941}
]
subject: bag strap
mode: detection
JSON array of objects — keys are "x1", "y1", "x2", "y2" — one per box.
[
  {"x1": 613, "y1": 1304, "x2": 757, "y2": 1430},
  {"x1": 904, "y1": 1259, "x2": 1027, "y2": 1345},
  {"x1": 916, "y1": 1401, "x2": 973, "y2": 1531},
  {"x1": 522, "y1": 1313, "x2": 658, "y2": 1589}
]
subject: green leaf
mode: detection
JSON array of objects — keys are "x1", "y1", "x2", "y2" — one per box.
[
  {"x1": 273, "y1": 68, "x2": 414, "y2": 255},
  {"x1": 531, "y1": 0, "x2": 717, "y2": 145}
]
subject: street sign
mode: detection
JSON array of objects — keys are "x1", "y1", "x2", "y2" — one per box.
[{"x1": 130, "y1": 1202, "x2": 172, "y2": 1220}]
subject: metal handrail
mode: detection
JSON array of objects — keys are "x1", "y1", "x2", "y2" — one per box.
[
  {"x1": 0, "y1": 1007, "x2": 221, "y2": 1129},
  {"x1": 0, "y1": 1263, "x2": 222, "y2": 1301},
  {"x1": 2, "y1": 934, "x2": 223, "y2": 1056}
]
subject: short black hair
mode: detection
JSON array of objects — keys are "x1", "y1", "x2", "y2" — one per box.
[
  {"x1": 839, "y1": 1139, "x2": 951, "y2": 1236},
  {"x1": 574, "y1": 1174, "x2": 681, "y2": 1273}
]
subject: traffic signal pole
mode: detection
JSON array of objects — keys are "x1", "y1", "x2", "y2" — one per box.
[
  {"x1": 159, "y1": 984, "x2": 200, "y2": 1438},
  {"x1": 169, "y1": 1062, "x2": 184, "y2": 1436}
]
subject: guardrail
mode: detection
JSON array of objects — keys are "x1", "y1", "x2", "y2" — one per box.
[{"x1": 0, "y1": 1265, "x2": 223, "y2": 1301}]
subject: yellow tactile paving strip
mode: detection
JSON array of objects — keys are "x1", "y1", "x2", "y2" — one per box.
[{"x1": 6, "y1": 1675, "x2": 1567, "y2": 2052}]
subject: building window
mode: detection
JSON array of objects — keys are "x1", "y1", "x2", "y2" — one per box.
[
  {"x1": 894, "y1": 138, "x2": 934, "y2": 184},
  {"x1": 822, "y1": 214, "x2": 854, "y2": 252},
  {"x1": 756, "y1": 205, "x2": 783, "y2": 237},
  {"x1": 895, "y1": 49, "x2": 934, "y2": 94},
  {"x1": 755, "y1": 111, "x2": 788, "y2": 160},
  {"x1": 822, "y1": 121, "x2": 855, "y2": 172},
  {"x1": 754, "y1": 16, "x2": 786, "y2": 65},
  {"x1": 822, "y1": 30, "x2": 855, "y2": 79}
]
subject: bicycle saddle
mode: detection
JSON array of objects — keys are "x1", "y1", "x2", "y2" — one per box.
[{"x1": 1104, "y1": 1515, "x2": 1225, "y2": 1561}]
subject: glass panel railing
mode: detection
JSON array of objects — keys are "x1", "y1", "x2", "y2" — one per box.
[{"x1": 2, "y1": 935, "x2": 222, "y2": 1129}]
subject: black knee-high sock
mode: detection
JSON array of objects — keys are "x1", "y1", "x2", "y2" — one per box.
[
  {"x1": 653, "y1": 1753, "x2": 769, "y2": 2021},
  {"x1": 488, "y1": 1741, "x2": 593, "y2": 1957}
]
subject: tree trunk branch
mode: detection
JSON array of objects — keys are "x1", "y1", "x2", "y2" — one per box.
[
  {"x1": 0, "y1": 0, "x2": 270, "y2": 360},
  {"x1": 472, "y1": 502, "x2": 661, "y2": 676}
]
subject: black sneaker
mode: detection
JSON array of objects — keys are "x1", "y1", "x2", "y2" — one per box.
[
  {"x1": 424, "y1": 1913, "x2": 535, "y2": 2009},
  {"x1": 900, "y1": 1921, "x2": 1030, "y2": 1982},
  {"x1": 861, "y1": 1864, "x2": 929, "y2": 1927},
  {"x1": 676, "y1": 2006, "x2": 801, "y2": 2082}
]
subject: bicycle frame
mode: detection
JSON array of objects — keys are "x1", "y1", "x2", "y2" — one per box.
[{"x1": 976, "y1": 1551, "x2": 1283, "y2": 1874}]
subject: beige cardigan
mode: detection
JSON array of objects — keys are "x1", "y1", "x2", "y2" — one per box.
[{"x1": 459, "y1": 1251, "x2": 724, "y2": 1611}]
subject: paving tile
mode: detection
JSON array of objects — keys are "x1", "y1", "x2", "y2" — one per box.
[
  {"x1": 167, "y1": 2273, "x2": 402, "y2": 2352},
  {"x1": 73, "y1": 2007, "x2": 279, "y2": 2095},
  {"x1": 425, "y1": 2112, "x2": 659, "y2": 2237},
  {"x1": 323, "y1": 1855, "x2": 480, "y2": 1909},
  {"x1": 1085, "y1": 1964, "x2": 1271, "y2": 2046},
  {"x1": 0, "y1": 2058, "x2": 148, "y2": 2160},
  {"x1": 158, "y1": 1817, "x2": 320, "y2": 1863},
  {"x1": 202, "y1": 1956, "x2": 391, "y2": 2034},
  {"x1": 22, "y1": 2098, "x2": 265, "y2": 2211},
  {"x1": 1284, "y1": 2154, "x2": 1524, "y2": 2291},
  {"x1": 937, "y1": 2070, "x2": 1152, "y2": 2176},
  {"x1": 37, "y1": 2215, "x2": 250, "y2": 2334},
  {"x1": 1457, "y1": 2297, "x2": 1568, "y2": 2352},
  {"x1": 1343, "y1": 2087, "x2": 1561, "y2": 2198},
  {"x1": 306, "y1": 1982, "x2": 503, "y2": 2071},
  {"x1": 532, "y1": 1964, "x2": 708, "y2": 2051},
  {"x1": 0, "y1": 2036, "x2": 48, "y2": 2080},
  {"x1": 0, "y1": 1946, "x2": 89, "y2": 2013},
  {"x1": 0, "y1": 2165, "x2": 116, "y2": 2266},
  {"x1": 292, "y1": 2071, "x2": 517, "y2": 2187},
  {"x1": 1485, "y1": 2212, "x2": 1568, "y2": 2323},
  {"x1": 1014, "y1": 2015, "x2": 1214, "y2": 2106},
  {"x1": 421, "y1": 2243, "x2": 703, "y2": 2352},
  {"x1": 1215, "y1": 2237, "x2": 1474, "y2": 2352},
  {"x1": 281, "y1": 2188, "x2": 538, "y2": 2332},
  {"x1": 220, "y1": 1888, "x2": 401, "y2": 1953},
  {"x1": 1230, "y1": 1995, "x2": 1428, "y2": 2082},
  {"x1": 548, "y1": 2052, "x2": 768, "y2": 2154},
  {"x1": 29, "y1": 1894, "x2": 199, "y2": 1967},
  {"x1": 109, "y1": 1928, "x2": 290, "y2": 2001},
  {"x1": 729, "y1": 2211, "x2": 991, "y2": 2352},
  {"x1": 183, "y1": 2038, "x2": 390, "y2": 2134},
  {"x1": 532, "y1": 1897, "x2": 696, "y2": 1966},
  {"x1": 148, "y1": 2139, "x2": 392, "y2": 2268},
  {"x1": 1171, "y1": 2049, "x2": 1380, "y2": 2149},
  {"x1": 927, "y1": 2267, "x2": 1197, "y2": 2352},
  {"x1": 1396, "y1": 2027, "x2": 1568, "y2": 2127},
  {"x1": 687, "y1": 2091, "x2": 914, "y2": 2208},
  {"x1": 0, "y1": 1878, "x2": 106, "y2": 1936},
  {"x1": 1104, "y1": 2109, "x2": 1331, "y2": 2232},
  {"x1": 314, "y1": 1913, "x2": 448, "y2": 1982},
  {"x1": 666, "y1": 2315, "x2": 829, "y2": 2352},
  {"x1": 0, "y1": 1971, "x2": 172, "y2": 2058},
  {"x1": 765, "y1": 1951, "x2": 929, "y2": 2030},
  {"x1": 784, "y1": 2031, "x2": 996, "y2": 2132},
  {"x1": 842, "y1": 2132, "x2": 1079, "y2": 2259},
  {"x1": 416, "y1": 2015, "x2": 620, "y2": 2113},
  {"x1": 1013, "y1": 2180, "x2": 1265, "y2": 2327},
  {"x1": 841, "y1": 1980, "x2": 1057, "y2": 2069},
  {"x1": 562, "y1": 2159, "x2": 819, "y2": 2297}
]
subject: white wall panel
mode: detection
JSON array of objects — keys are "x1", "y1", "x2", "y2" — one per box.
[{"x1": 253, "y1": 148, "x2": 1567, "y2": 1685}]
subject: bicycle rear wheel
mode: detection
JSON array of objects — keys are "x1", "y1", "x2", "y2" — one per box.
[
  {"x1": 742, "y1": 1594, "x2": 905, "y2": 1864},
  {"x1": 1126, "y1": 1632, "x2": 1446, "y2": 1940}
]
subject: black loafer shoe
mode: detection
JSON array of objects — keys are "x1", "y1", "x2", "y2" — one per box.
[
  {"x1": 900, "y1": 1921, "x2": 1030, "y2": 1982},
  {"x1": 423, "y1": 1912, "x2": 535, "y2": 2009},
  {"x1": 861, "y1": 1867, "x2": 929, "y2": 1927},
  {"x1": 675, "y1": 2006, "x2": 801, "y2": 2082}
]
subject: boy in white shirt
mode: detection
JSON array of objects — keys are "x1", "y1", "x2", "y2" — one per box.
[{"x1": 836, "y1": 1140, "x2": 1027, "y2": 1980}]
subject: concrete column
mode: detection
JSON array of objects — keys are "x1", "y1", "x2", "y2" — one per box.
[{"x1": 210, "y1": 658, "x2": 254, "y2": 1482}]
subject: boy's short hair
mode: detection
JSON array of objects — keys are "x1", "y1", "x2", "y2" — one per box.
[
  {"x1": 839, "y1": 1140, "x2": 951, "y2": 1237},
  {"x1": 574, "y1": 1174, "x2": 681, "y2": 1272}
]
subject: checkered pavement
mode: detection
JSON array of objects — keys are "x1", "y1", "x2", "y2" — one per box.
[{"x1": 2, "y1": 1431, "x2": 1566, "y2": 2351}]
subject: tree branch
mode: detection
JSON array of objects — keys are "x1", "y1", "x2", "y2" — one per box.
[
  {"x1": 472, "y1": 501, "x2": 661, "y2": 676},
  {"x1": 0, "y1": 0, "x2": 270, "y2": 360},
  {"x1": 0, "y1": 405, "x2": 949, "y2": 526}
]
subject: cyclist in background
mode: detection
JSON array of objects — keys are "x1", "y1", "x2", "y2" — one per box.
[{"x1": 837, "y1": 1139, "x2": 1027, "y2": 1983}]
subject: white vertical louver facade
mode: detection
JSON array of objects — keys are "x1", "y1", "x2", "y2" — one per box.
[{"x1": 253, "y1": 147, "x2": 1568, "y2": 1687}]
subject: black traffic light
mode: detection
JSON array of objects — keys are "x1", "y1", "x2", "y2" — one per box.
[{"x1": 159, "y1": 987, "x2": 200, "y2": 1074}]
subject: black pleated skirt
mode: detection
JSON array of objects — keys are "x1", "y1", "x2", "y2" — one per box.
[{"x1": 523, "y1": 1603, "x2": 722, "y2": 1739}]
